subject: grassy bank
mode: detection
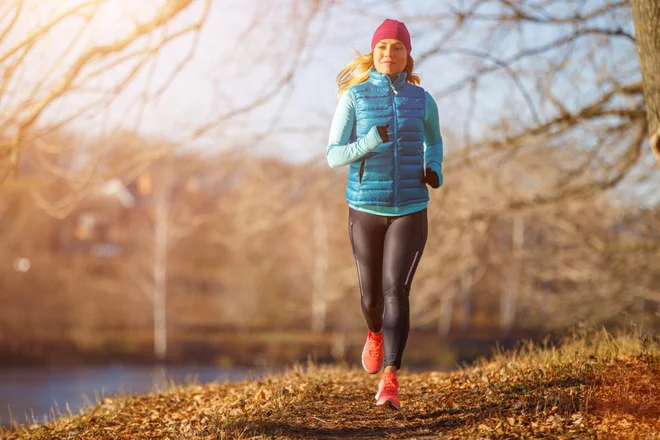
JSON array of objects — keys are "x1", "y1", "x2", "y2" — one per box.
[{"x1": 2, "y1": 328, "x2": 658, "y2": 439}]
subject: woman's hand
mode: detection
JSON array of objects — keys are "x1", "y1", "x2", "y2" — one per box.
[
  {"x1": 377, "y1": 124, "x2": 389, "y2": 143},
  {"x1": 422, "y1": 167, "x2": 442, "y2": 188}
]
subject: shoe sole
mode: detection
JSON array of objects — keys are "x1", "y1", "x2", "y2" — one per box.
[
  {"x1": 375, "y1": 391, "x2": 400, "y2": 410},
  {"x1": 361, "y1": 356, "x2": 381, "y2": 374},
  {"x1": 376, "y1": 400, "x2": 400, "y2": 410}
]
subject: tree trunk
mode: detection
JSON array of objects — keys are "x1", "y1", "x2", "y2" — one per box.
[
  {"x1": 459, "y1": 270, "x2": 473, "y2": 334},
  {"x1": 312, "y1": 204, "x2": 329, "y2": 333},
  {"x1": 438, "y1": 280, "x2": 456, "y2": 337},
  {"x1": 501, "y1": 216, "x2": 524, "y2": 333},
  {"x1": 631, "y1": 0, "x2": 660, "y2": 166},
  {"x1": 153, "y1": 179, "x2": 170, "y2": 362}
]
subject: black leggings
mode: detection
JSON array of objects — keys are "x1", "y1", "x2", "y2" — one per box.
[{"x1": 348, "y1": 207, "x2": 428, "y2": 370}]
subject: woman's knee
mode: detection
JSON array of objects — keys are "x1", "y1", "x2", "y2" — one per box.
[
  {"x1": 382, "y1": 283, "x2": 410, "y2": 301},
  {"x1": 361, "y1": 294, "x2": 384, "y2": 310}
]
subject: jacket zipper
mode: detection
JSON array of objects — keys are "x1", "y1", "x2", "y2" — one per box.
[{"x1": 388, "y1": 74, "x2": 399, "y2": 207}]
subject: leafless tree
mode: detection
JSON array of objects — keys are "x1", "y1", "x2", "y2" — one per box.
[
  {"x1": 0, "y1": 1, "x2": 208, "y2": 183},
  {"x1": 2, "y1": 1, "x2": 659, "y2": 361},
  {"x1": 630, "y1": 0, "x2": 660, "y2": 165},
  {"x1": 332, "y1": 0, "x2": 658, "y2": 332},
  {"x1": 0, "y1": 0, "x2": 324, "y2": 218}
]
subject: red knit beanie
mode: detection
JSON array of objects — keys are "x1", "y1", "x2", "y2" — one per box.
[{"x1": 371, "y1": 19, "x2": 411, "y2": 54}]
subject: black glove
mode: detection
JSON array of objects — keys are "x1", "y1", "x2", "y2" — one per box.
[
  {"x1": 422, "y1": 167, "x2": 441, "y2": 188},
  {"x1": 377, "y1": 124, "x2": 389, "y2": 143}
]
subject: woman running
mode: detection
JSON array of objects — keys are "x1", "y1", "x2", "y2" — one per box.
[{"x1": 326, "y1": 18, "x2": 444, "y2": 410}]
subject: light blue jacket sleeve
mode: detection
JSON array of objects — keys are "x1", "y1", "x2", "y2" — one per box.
[
  {"x1": 424, "y1": 91, "x2": 444, "y2": 184},
  {"x1": 326, "y1": 88, "x2": 384, "y2": 168}
]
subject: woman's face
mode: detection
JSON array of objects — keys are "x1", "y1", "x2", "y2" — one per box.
[{"x1": 373, "y1": 39, "x2": 408, "y2": 76}]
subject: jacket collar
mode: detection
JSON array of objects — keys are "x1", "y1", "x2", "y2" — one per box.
[{"x1": 369, "y1": 69, "x2": 407, "y2": 89}]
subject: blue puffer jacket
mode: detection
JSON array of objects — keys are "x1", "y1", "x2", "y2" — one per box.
[{"x1": 346, "y1": 69, "x2": 428, "y2": 208}]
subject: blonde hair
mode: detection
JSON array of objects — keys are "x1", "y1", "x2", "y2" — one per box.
[{"x1": 336, "y1": 51, "x2": 421, "y2": 98}]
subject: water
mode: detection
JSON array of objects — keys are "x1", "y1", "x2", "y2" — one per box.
[{"x1": 0, "y1": 364, "x2": 273, "y2": 428}]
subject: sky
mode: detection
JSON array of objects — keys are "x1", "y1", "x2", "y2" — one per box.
[
  {"x1": 10, "y1": 0, "x2": 523, "y2": 161},
  {"x1": 6, "y1": 0, "x2": 656, "y2": 207}
]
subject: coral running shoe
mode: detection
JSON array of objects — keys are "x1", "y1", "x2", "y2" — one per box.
[
  {"x1": 375, "y1": 371, "x2": 400, "y2": 410},
  {"x1": 361, "y1": 330, "x2": 383, "y2": 374}
]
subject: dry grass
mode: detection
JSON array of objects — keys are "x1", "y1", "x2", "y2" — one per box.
[{"x1": 1, "y1": 327, "x2": 658, "y2": 439}]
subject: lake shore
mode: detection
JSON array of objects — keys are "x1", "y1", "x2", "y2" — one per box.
[{"x1": 0, "y1": 327, "x2": 552, "y2": 369}]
